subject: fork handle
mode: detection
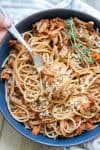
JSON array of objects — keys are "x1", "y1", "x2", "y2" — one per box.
[
  {"x1": 0, "y1": 6, "x2": 32, "y2": 53},
  {"x1": 8, "y1": 25, "x2": 32, "y2": 53}
]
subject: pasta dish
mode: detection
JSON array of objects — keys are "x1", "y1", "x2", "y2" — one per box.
[{"x1": 1, "y1": 17, "x2": 100, "y2": 138}]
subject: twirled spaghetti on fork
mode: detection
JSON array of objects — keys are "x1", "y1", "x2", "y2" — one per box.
[{"x1": 1, "y1": 17, "x2": 100, "y2": 138}]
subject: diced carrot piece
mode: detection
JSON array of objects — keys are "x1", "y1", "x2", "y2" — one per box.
[
  {"x1": 92, "y1": 53, "x2": 100, "y2": 61},
  {"x1": 32, "y1": 126, "x2": 40, "y2": 135}
]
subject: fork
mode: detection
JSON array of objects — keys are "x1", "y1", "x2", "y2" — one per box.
[{"x1": 0, "y1": 6, "x2": 44, "y2": 73}]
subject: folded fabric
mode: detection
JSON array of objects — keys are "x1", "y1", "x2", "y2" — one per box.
[{"x1": 0, "y1": 0, "x2": 100, "y2": 23}]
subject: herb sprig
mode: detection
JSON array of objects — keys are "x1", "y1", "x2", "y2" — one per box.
[
  {"x1": 64, "y1": 19, "x2": 76, "y2": 44},
  {"x1": 64, "y1": 18, "x2": 94, "y2": 65}
]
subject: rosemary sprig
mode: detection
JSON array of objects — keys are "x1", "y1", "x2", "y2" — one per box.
[
  {"x1": 64, "y1": 18, "x2": 76, "y2": 44},
  {"x1": 64, "y1": 18, "x2": 94, "y2": 65},
  {"x1": 80, "y1": 48, "x2": 90, "y2": 56},
  {"x1": 80, "y1": 48, "x2": 94, "y2": 64},
  {"x1": 87, "y1": 57, "x2": 94, "y2": 64}
]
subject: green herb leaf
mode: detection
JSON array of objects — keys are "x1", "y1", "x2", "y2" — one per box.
[
  {"x1": 68, "y1": 30, "x2": 76, "y2": 40},
  {"x1": 63, "y1": 29, "x2": 68, "y2": 33},
  {"x1": 82, "y1": 49, "x2": 91, "y2": 55},
  {"x1": 72, "y1": 43, "x2": 82, "y2": 49},
  {"x1": 87, "y1": 57, "x2": 94, "y2": 64},
  {"x1": 64, "y1": 18, "x2": 74, "y2": 27},
  {"x1": 64, "y1": 18, "x2": 76, "y2": 42},
  {"x1": 80, "y1": 33, "x2": 88, "y2": 39}
]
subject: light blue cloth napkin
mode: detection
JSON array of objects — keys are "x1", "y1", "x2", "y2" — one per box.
[{"x1": 0, "y1": 0, "x2": 100, "y2": 23}]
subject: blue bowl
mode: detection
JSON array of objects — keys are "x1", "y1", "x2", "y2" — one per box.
[{"x1": 0, "y1": 9, "x2": 100, "y2": 147}]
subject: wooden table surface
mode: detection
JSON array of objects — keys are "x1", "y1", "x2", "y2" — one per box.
[{"x1": 0, "y1": 0, "x2": 100, "y2": 150}]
